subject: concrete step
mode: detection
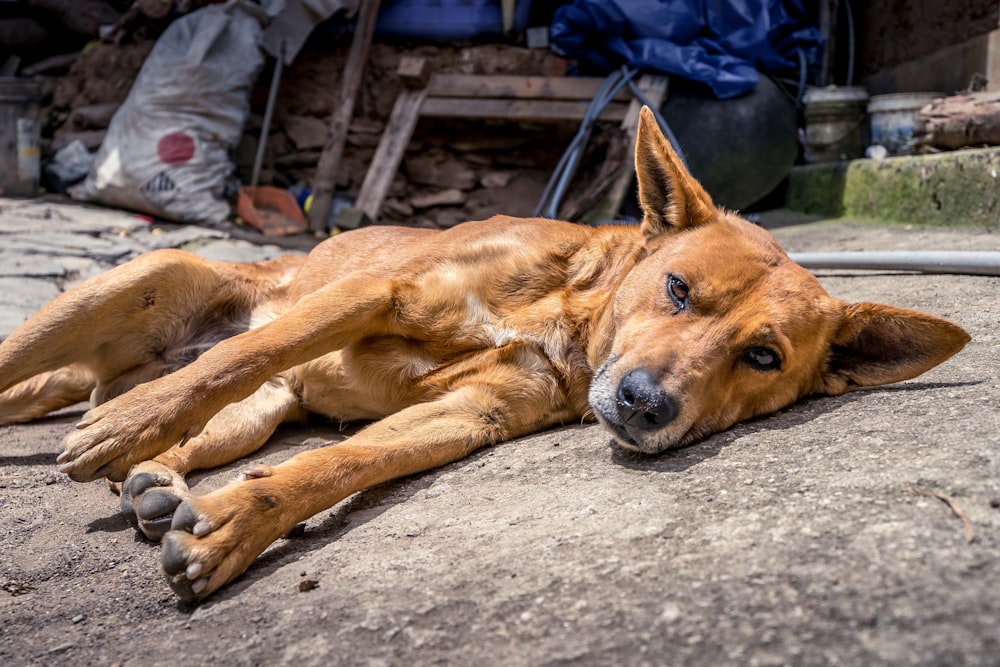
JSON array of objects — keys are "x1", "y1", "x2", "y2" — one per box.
[{"x1": 784, "y1": 147, "x2": 1000, "y2": 230}]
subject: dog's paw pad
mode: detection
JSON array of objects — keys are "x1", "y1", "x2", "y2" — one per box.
[
  {"x1": 161, "y1": 528, "x2": 194, "y2": 576},
  {"x1": 169, "y1": 499, "x2": 203, "y2": 533},
  {"x1": 158, "y1": 481, "x2": 296, "y2": 601},
  {"x1": 120, "y1": 465, "x2": 190, "y2": 541},
  {"x1": 161, "y1": 521, "x2": 215, "y2": 602}
]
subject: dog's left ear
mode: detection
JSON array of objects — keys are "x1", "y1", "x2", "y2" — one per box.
[
  {"x1": 635, "y1": 106, "x2": 717, "y2": 238},
  {"x1": 821, "y1": 302, "x2": 971, "y2": 395}
]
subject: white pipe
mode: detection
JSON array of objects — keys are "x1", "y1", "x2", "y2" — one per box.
[{"x1": 789, "y1": 251, "x2": 1000, "y2": 276}]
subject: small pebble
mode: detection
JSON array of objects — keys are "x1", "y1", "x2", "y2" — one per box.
[
  {"x1": 299, "y1": 579, "x2": 319, "y2": 592},
  {"x1": 71, "y1": 614, "x2": 85, "y2": 624}
]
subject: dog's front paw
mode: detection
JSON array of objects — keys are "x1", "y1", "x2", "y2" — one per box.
[
  {"x1": 160, "y1": 474, "x2": 289, "y2": 601},
  {"x1": 120, "y1": 462, "x2": 191, "y2": 542},
  {"x1": 56, "y1": 386, "x2": 202, "y2": 482}
]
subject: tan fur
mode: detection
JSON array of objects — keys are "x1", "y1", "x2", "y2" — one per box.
[{"x1": 0, "y1": 108, "x2": 970, "y2": 601}]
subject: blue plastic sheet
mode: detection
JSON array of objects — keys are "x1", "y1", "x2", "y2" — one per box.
[{"x1": 550, "y1": 0, "x2": 823, "y2": 99}]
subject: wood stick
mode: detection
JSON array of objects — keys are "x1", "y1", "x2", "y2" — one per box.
[
  {"x1": 308, "y1": 0, "x2": 381, "y2": 234},
  {"x1": 914, "y1": 91, "x2": 1000, "y2": 150},
  {"x1": 908, "y1": 485, "x2": 975, "y2": 544},
  {"x1": 353, "y1": 87, "x2": 427, "y2": 222}
]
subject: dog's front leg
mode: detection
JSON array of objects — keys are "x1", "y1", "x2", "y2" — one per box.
[
  {"x1": 56, "y1": 275, "x2": 398, "y2": 482},
  {"x1": 159, "y1": 374, "x2": 567, "y2": 601},
  {"x1": 119, "y1": 375, "x2": 305, "y2": 541}
]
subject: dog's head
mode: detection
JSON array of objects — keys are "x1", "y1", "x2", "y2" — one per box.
[{"x1": 588, "y1": 107, "x2": 971, "y2": 454}]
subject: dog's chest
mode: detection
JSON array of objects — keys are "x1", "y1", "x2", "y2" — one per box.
[{"x1": 292, "y1": 304, "x2": 588, "y2": 422}]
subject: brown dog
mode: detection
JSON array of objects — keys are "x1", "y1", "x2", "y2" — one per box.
[{"x1": 0, "y1": 108, "x2": 969, "y2": 601}]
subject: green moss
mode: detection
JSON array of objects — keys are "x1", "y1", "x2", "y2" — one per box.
[
  {"x1": 785, "y1": 162, "x2": 848, "y2": 217},
  {"x1": 786, "y1": 148, "x2": 1000, "y2": 230}
]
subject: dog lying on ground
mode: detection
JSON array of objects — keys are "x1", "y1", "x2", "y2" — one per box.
[{"x1": 0, "y1": 108, "x2": 970, "y2": 601}]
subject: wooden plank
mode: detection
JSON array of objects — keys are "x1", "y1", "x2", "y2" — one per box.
[
  {"x1": 986, "y1": 30, "x2": 1000, "y2": 93},
  {"x1": 425, "y1": 74, "x2": 632, "y2": 102},
  {"x1": 308, "y1": 0, "x2": 380, "y2": 233},
  {"x1": 351, "y1": 73, "x2": 636, "y2": 225},
  {"x1": 419, "y1": 97, "x2": 629, "y2": 122},
  {"x1": 398, "y1": 56, "x2": 430, "y2": 89},
  {"x1": 353, "y1": 87, "x2": 428, "y2": 222}
]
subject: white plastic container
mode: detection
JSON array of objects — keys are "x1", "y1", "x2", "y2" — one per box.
[{"x1": 868, "y1": 92, "x2": 943, "y2": 155}]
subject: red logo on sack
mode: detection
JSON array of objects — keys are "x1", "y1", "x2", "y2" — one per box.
[{"x1": 157, "y1": 131, "x2": 196, "y2": 166}]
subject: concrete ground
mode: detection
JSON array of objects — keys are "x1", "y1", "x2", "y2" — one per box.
[{"x1": 1, "y1": 199, "x2": 998, "y2": 666}]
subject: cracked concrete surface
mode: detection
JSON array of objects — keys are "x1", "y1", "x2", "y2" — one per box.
[{"x1": 1, "y1": 202, "x2": 998, "y2": 666}]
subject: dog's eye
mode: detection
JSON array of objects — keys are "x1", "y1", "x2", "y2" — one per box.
[
  {"x1": 744, "y1": 347, "x2": 781, "y2": 371},
  {"x1": 667, "y1": 275, "x2": 689, "y2": 310}
]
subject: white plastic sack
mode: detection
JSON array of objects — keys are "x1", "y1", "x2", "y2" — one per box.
[{"x1": 74, "y1": 0, "x2": 267, "y2": 223}]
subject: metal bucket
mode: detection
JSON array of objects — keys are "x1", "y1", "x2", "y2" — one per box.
[{"x1": 0, "y1": 77, "x2": 44, "y2": 197}]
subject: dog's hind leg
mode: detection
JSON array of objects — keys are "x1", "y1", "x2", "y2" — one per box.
[
  {"x1": 0, "y1": 250, "x2": 216, "y2": 393},
  {"x1": 56, "y1": 272, "x2": 398, "y2": 482},
  {"x1": 0, "y1": 365, "x2": 95, "y2": 426},
  {"x1": 119, "y1": 375, "x2": 305, "y2": 541},
  {"x1": 0, "y1": 249, "x2": 297, "y2": 419},
  {"x1": 0, "y1": 250, "x2": 301, "y2": 423}
]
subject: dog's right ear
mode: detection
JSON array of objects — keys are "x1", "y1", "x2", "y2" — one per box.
[
  {"x1": 635, "y1": 106, "x2": 717, "y2": 238},
  {"x1": 820, "y1": 302, "x2": 971, "y2": 395}
]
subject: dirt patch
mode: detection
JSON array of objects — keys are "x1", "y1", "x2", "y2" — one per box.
[{"x1": 50, "y1": 41, "x2": 155, "y2": 111}]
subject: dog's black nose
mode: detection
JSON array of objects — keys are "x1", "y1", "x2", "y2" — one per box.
[{"x1": 616, "y1": 369, "x2": 678, "y2": 430}]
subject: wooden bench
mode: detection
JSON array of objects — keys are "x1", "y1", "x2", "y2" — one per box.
[{"x1": 339, "y1": 59, "x2": 668, "y2": 228}]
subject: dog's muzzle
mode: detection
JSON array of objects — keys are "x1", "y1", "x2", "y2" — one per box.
[
  {"x1": 615, "y1": 368, "x2": 678, "y2": 430},
  {"x1": 589, "y1": 361, "x2": 681, "y2": 453}
]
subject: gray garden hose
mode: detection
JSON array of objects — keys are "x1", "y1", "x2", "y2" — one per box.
[{"x1": 789, "y1": 251, "x2": 1000, "y2": 276}]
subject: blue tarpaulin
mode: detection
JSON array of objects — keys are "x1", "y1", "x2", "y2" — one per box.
[{"x1": 550, "y1": 0, "x2": 823, "y2": 99}]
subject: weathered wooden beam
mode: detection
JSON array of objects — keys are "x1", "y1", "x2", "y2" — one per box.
[
  {"x1": 308, "y1": 0, "x2": 381, "y2": 234},
  {"x1": 419, "y1": 97, "x2": 629, "y2": 122},
  {"x1": 425, "y1": 74, "x2": 631, "y2": 102},
  {"x1": 914, "y1": 91, "x2": 1000, "y2": 150},
  {"x1": 350, "y1": 73, "x2": 638, "y2": 225},
  {"x1": 398, "y1": 56, "x2": 430, "y2": 89},
  {"x1": 353, "y1": 87, "x2": 428, "y2": 223}
]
